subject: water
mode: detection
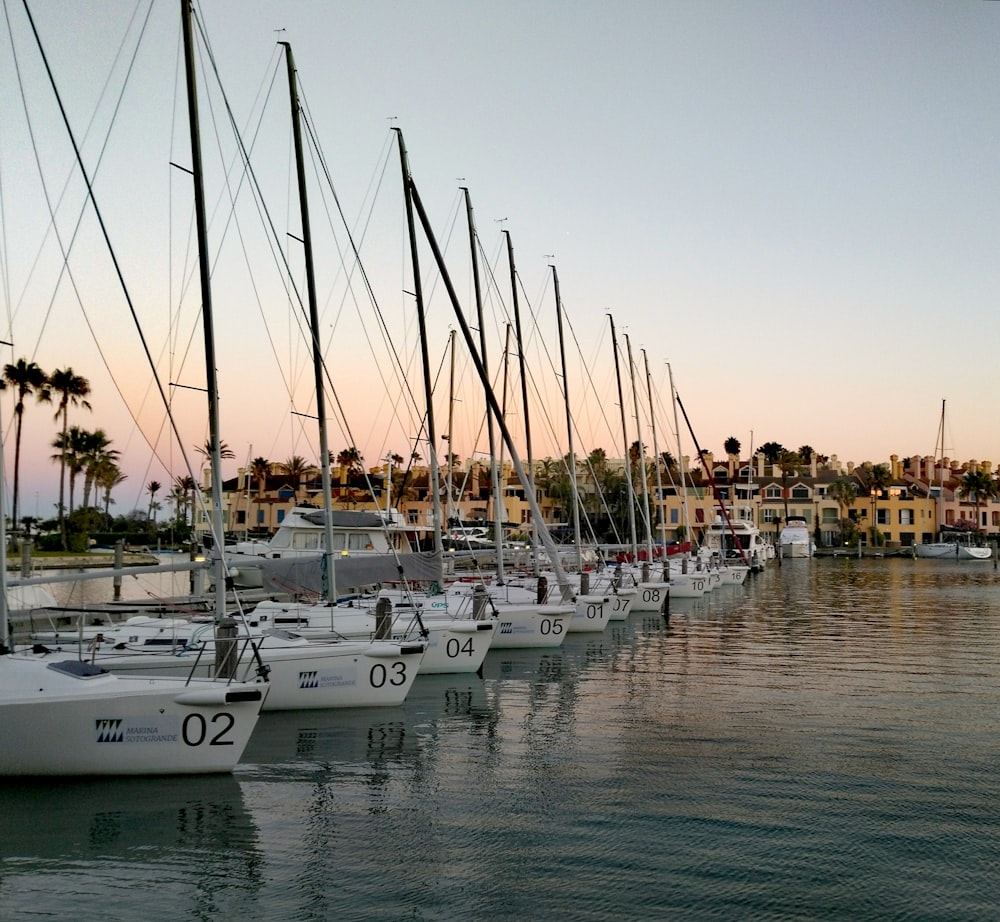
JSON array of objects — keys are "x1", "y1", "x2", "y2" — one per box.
[{"x1": 4, "y1": 558, "x2": 1000, "y2": 920}]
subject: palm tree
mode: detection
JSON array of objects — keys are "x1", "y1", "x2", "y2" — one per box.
[
  {"x1": 195, "y1": 438, "x2": 235, "y2": 461},
  {"x1": 958, "y1": 469, "x2": 998, "y2": 533},
  {"x1": 92, "y1": 456, "x2": 127, "y2": 518},
  {"x1": 336, "y1": 447, "x2": 362, "y2": 481},
  {"x1": 866, "y1": 463, "x2": 892, "y2": 545},
  {"x1": 282, "y1": 456, "x2": 318, "y2": 501},
  {"x1": 80, "y1": 429, "x2": 116, "y2": 509},
  {"x1": 173, "y1": 474, "x2": 196, "y2": 526},
  {"x1": 3, "y1": 358, "x2": 51, "y2": 534},
  {"x1": 250, "y1": 457, "x2": 271, "y2": 528},
  {"x1": 776, "y1": 449, "x2": 803, "y2": 521},
  {"x1": 797, "y1": 445, "x2": 815, "y2": 464},
  {"x1": 49, "y1": 367, "x2": 91, "y2": 539},
  {"x1": 147, "y1": 480, "x2": 162, "y2": 524},
  {"x1": 724, "y1": 436, "x2": 741, "y2": 457},
  {"x1": 828, "y1": 476, "x2": 858, "y2": 521},
  {"x1": 50, "y1": 425, "x2": 92, "y2": 548},
  {"x1": 758, "y1": 441, "x2": 784, "y2": 465}
]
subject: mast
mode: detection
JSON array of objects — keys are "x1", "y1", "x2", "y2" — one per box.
[
  {"x1": 667, "y1": 362, "x2": 691, "y2": 548},
  {"x1": 463, "y1": 187, "x2": 504, "y2": 581},
  {"x1": 445, "y1": 329, "x2": 457, "y2": 532},
  {"x1": 505, "y1": 231, "x2": 539, "y2": 572},
  {"x1": 394, "y1": 131, "x2": 572, "y2": 596},
  {"x1": 553, "y1": 265, "x2": 582, "y2": 572},
  {"x1": 281, "y1": 41, "x2": 337, "y2": 602},
  {"x1": 181, "y1": 0, "x2": 227, "y2": 621},
  {"x1": 675, "y1": 389, "x2": 749, "y2": 566},
  {"x1": 625, "y1": 332, "x2": 653, "y2": 560},
  {"x1": 643, "y1": 350, "x2": 666, "y2": 548},
  {"x1": 394, "y1": 131, "x2": 444, "y2": 566},
  {"x1": 934, "y1": 398, "x2": 946, "y2": 535},
  {"x1": 608, "y1": 315, "x2": 638, "y2": 558}
]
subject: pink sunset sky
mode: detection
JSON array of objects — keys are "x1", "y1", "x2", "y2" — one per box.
[{"x1": 2, "y1": 0, "x2": 998, "y2": 520}]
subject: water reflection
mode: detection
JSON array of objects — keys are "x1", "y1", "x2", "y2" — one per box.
[{"x1": 0, "y1": 775, "x2": 261, "y2": 920}]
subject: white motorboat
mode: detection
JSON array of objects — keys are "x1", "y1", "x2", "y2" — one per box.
[
  {"x1": 702, "y1": 506, "x2": 769, "y2": 570},
  {"x1": 222, "y1": 506, "x2": 428, "y2": 588},
  {"x1": 778, "y1": 516, "x2": 815, "y2": 558}
]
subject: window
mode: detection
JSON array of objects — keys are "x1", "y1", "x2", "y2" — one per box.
[
  {"x1": 670, "y1": 508, "x2": 679, "y2": 524},
  {"x1": 256, "y1": 509, "x2": 265, "y2": 525},
  {"x1": 762, "y1": 509, "x2": 777, "y2": 523},
  {"x1": 877, "y1": 508, "x2": 889, "y2": 525},
  {"x1": 822, "y1": 508, "x2": 839, "y2": 524},
  {"x1": 765, "y1": 486, "x2": 782, "y2": 499},
  {"x1": 277, "y1": 509, "x2": 285, "y2": 523},
  {"x1": 235, "y1": 510, "x2": 246, "y2": 524},
  {"x1": 695, "y1": 508, "x2": 705, "y2": 523},
  {"x1": 898, "y1": 509, "x2": 914, "y2": 526},
  {"x1": 791, "y1": 486, "x2": 809, "y2": 500}
]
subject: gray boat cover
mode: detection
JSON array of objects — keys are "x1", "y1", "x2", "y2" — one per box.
[{"x1": 247, "y1": 551, "x2": 443, "y2": 595}]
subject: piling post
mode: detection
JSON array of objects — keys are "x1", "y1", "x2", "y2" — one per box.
[
  {"x1": 375, "y1": 596, "x2": 393, "y2": 639},
  {"x1": 113, "y1": 540, "x2": 124, "y2": 600},
  {"x1": 472, "y1": 584, "x2": 488, "y2": 620},
  {"x1": 214, "y1": 617, "x2": 239, "y2": 679}
]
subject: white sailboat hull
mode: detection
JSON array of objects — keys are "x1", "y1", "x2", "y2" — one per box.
[
  {"x1": 91, "y1": 635, "x2": 425, "y2": 709},
  {"x1": 914, "y1": 542, "x2": 992, "y2": 560},
  {"x1": 0, "y1": 656, "x2": 265, "y2": 776}
]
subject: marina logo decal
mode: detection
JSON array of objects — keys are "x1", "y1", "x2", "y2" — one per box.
[
  {"x1": 499, "y1": 622, "x2": 514, "y2": 634},
  {"x1": 96, "y1": 718, "x2": 124, "y2": 743},
  {"x1": 299, "y1": 670, "x2": 319, "y2": 688}
]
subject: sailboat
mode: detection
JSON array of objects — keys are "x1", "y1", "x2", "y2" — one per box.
[
  {"x1": 914, "y1": 400, "x2": 991, "y2": 560},
  {"x1": 0, "y1": 1, "x2": 267, "y2": 776}
]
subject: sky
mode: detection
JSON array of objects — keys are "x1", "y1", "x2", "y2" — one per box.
[{"x1": 1, "y1": 0, "x2": 999, "y2": 521}]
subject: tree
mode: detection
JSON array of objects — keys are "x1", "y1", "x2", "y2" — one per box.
[
  {"x1": 250, "y1": 457, "x2": 271, "y2": 529},
  {"x1": 865, "y1": 463, "x2": 892, "y2": 545},
  {"x1": 958, "y1": 469, "x2": 998, "y2": 533},
  {"x1": 172, "y1": 474, "x2": 196, "y2": 526},
  {"x1": 282, "y1": 456, "x2": 318, "y2": 501},
  {"x1": 336, "y1": 447, "x2": 362, "y2": 476},
  {"x1": 195, "y1": 439, "x2": 235, "y2": 461},
  {"x1": 3, "y1": 358, "x2": 51, "y2": 535},
  {"x1": 828, "y1": 476, "x2": 858, "y2": 521},
  {"x1": 79, "y1": 429, "x2": 116, "y2": 510},
  {"x1": 758, "y1": 441, "x2": 784, "y2": 465},
  {"x1": 777, "y1": 449, "x2": 803, "y2": 521},
  {"x1": 147, "y1": 480, "x2": 162, "y2": 524},
  {"x1": 49, "y1": 367, "x2": 91, "y2": 543},
  {"x1": 797, "y1": 445, "x2": 815, "y2": 463},
  {"x1": 724, "y1": 436, "x2": 741, "y2": 457},
  {"x1": 94, "y1": 458, "x2": 127, "y2": 518}
]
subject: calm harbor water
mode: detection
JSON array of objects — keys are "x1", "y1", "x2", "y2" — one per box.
[{"x1": 4, "y1": 558, "x2": 1000, "y2": 920}]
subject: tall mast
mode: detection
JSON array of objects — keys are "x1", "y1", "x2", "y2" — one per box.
[
  {"x1": 505, "y1": 231, "x2": 538, "y2": 571},
  {"x1": 643, "y1": 350, "x2": 666, "y2": 548},
  {"x1": 395, "y1": 131, "x2": 572, "y2": 595},
  {"x1": 625, "y1": 332, "x2": 653, "y2": 560},
  {"x1": 609, "y1": 314, "x2": 638, "y2": 557},
  {"x1": 667, "y1": 362, "x2": 691, "y2": 547},
  {"x1": 181, "y1": 0, "x2": 226, "y2": 621},
  {"x1": 394, "y1": 130, "x2": 444, "y2": 565},
  {"x1": 552, "y1": 265, "x2": 582, "y2": 572},
  {"x1": 463, "y1": 187, "x2": 504, "y2": 580},
  {"x1": 281, "y1": 41, "x2": 337, "y2": 602},
  {"x1": 445, "y1": 329, "x2": 457, "y2": 531}
]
